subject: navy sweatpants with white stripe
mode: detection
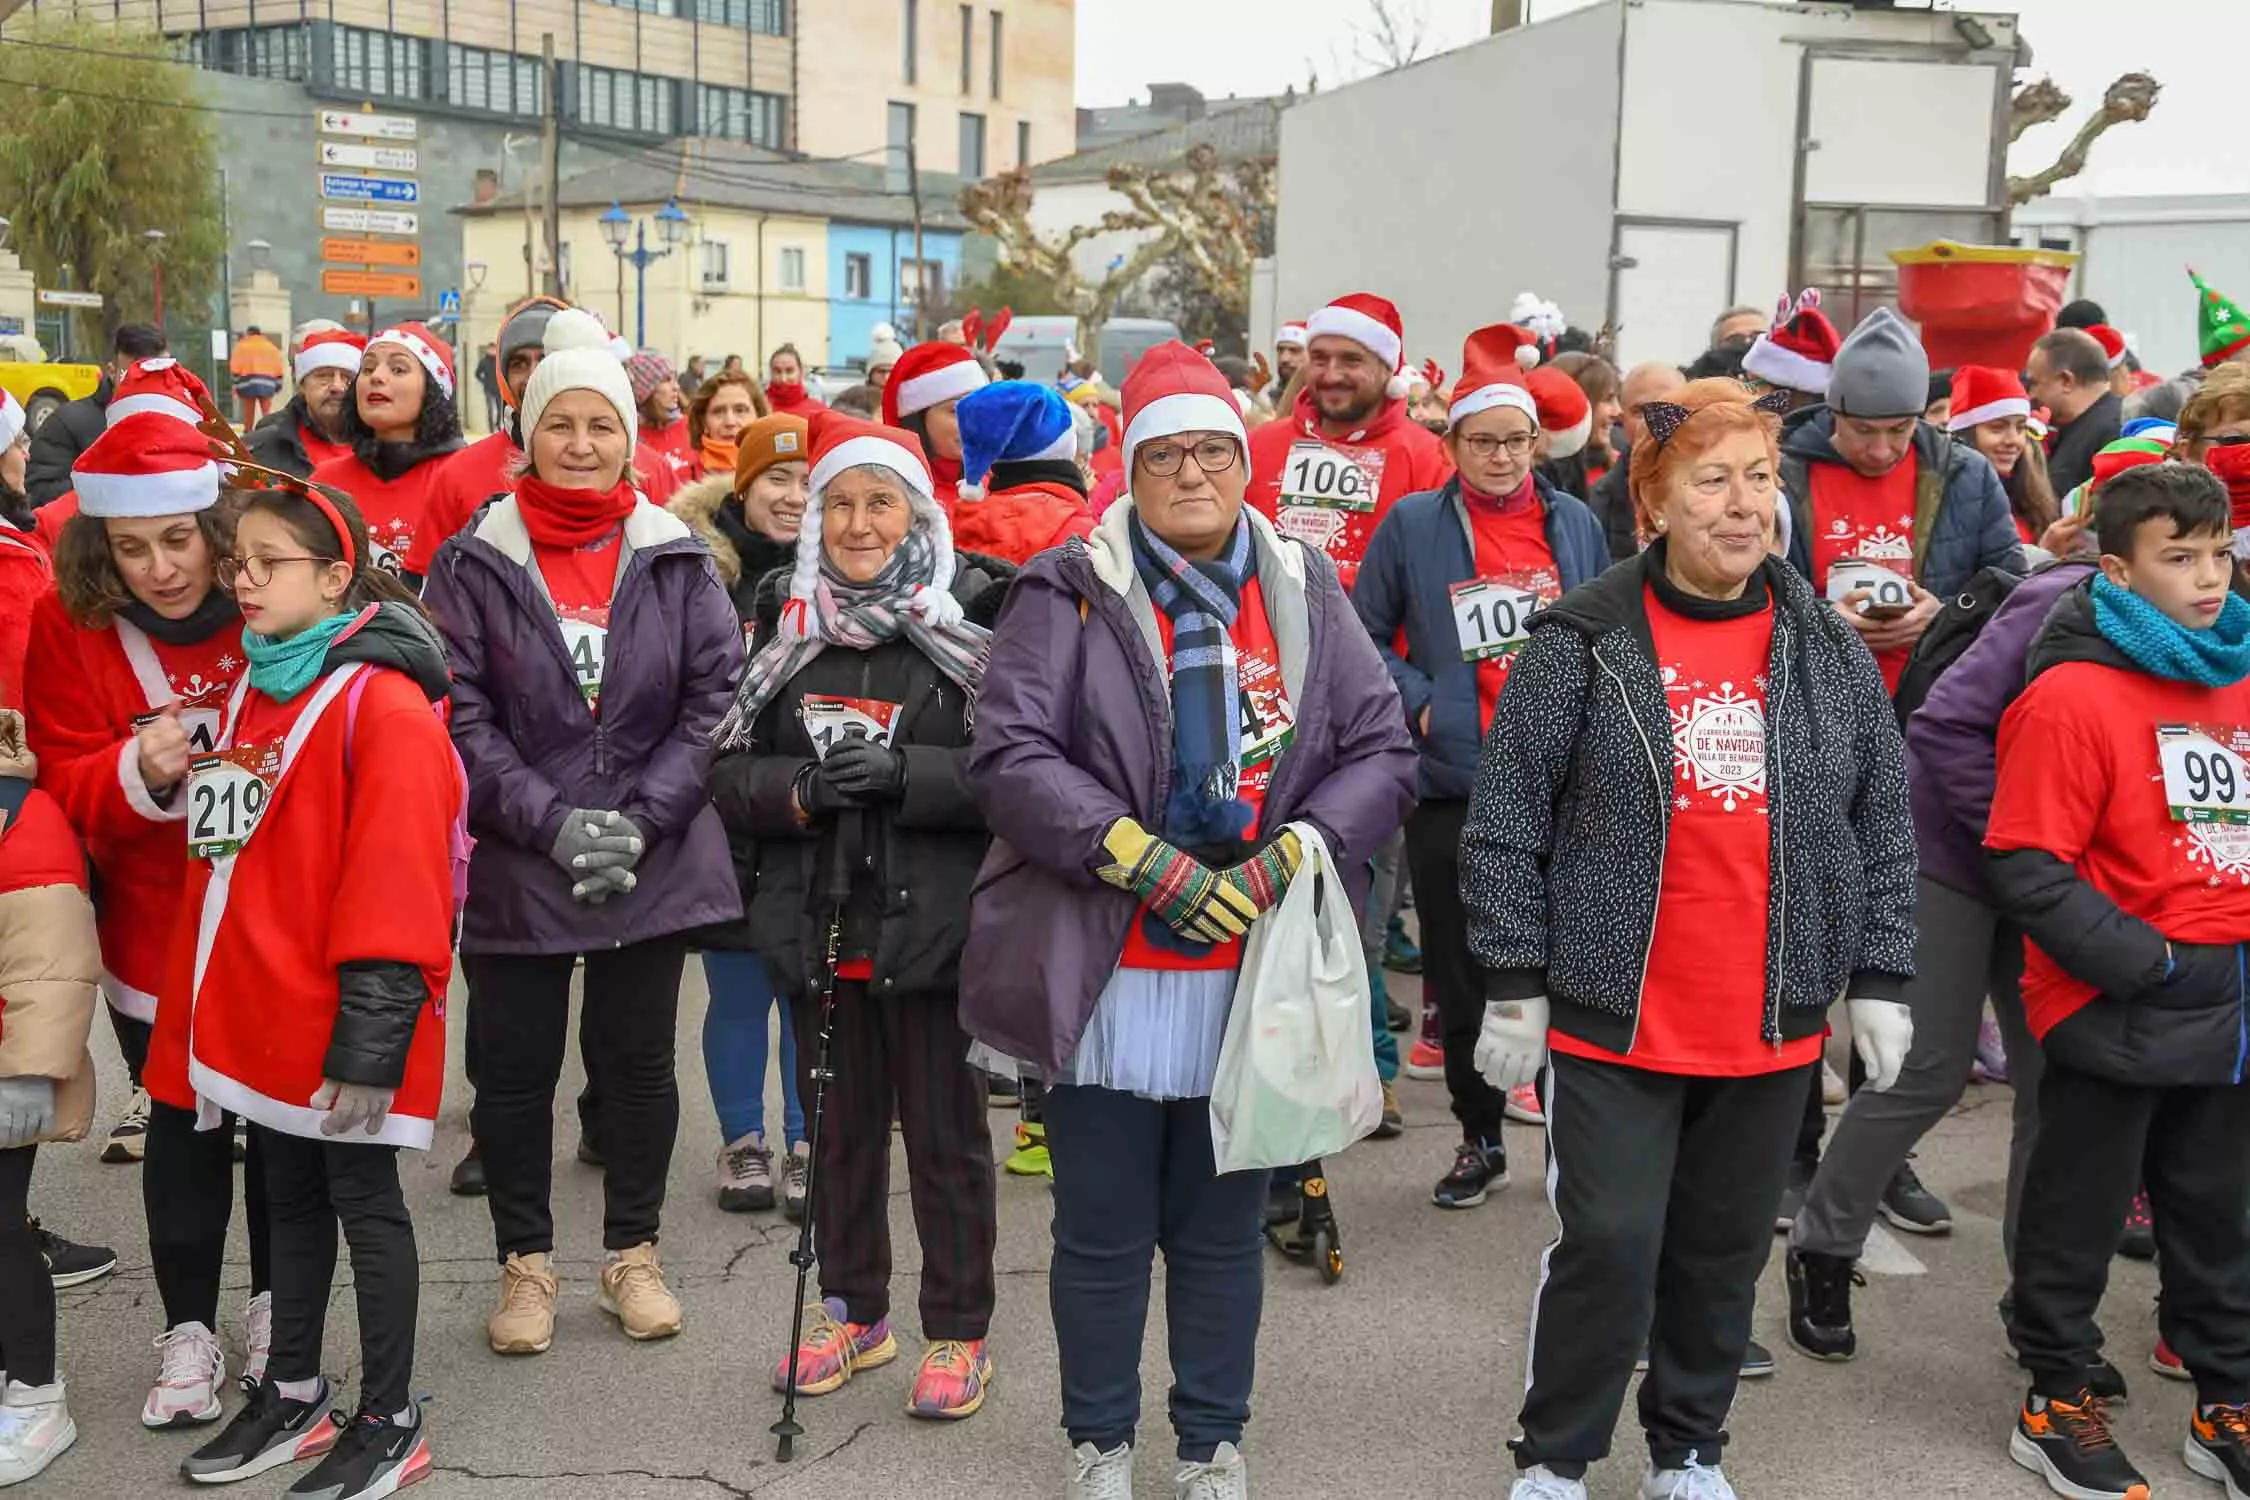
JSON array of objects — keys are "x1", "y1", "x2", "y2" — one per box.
[{"x1": 1513, "y1": 1052, "x2": 1810, "y2": 1476}]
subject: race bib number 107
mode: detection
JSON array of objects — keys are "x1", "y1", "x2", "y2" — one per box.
[
  {"x1": 2159, "y1": 724, "x2": 2250, "y2": 825},
  {"x1": 1449, "y1": 579, "x2": 1542, "y2": 662}
]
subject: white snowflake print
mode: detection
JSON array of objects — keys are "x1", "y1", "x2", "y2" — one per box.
[
  {"x1": 1856, "y1": 525, "x2": 1914, "y2": 562},
  {"x1": 2180, "y1": 824, "x2": 2250, "y2": 887},
  {"x1": 1670, "y1": 680, "x2": 1768, "y2": 812},
  {"x1": 216, "y1": 653, "x2": 242, "y2": 674}
]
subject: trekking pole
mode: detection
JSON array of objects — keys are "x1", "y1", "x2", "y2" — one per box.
[{"x1": 773, "y1": 909, "x2": 843, "y2": 1462}]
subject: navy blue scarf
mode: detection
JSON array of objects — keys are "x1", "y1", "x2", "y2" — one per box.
[{"x1": 1129, "y1": 511, "x2": 1257, "y2": 851}]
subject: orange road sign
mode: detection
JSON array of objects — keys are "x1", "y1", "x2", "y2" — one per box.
[
  {"x1": 321, "y1": 269, "x2": 422, "y2": 299},
  {"x1": 321, "y1": 237, "x2": 421, "y2": 267}
]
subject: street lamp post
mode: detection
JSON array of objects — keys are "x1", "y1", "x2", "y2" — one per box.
[
  {"x1": 599, "y1": 198, "x2": 690, "y2": 351},
  {"x1": 143, "y1": 228, "x2": 168, "y2": 332}
]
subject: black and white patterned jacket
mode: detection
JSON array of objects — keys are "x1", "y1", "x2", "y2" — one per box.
[{"x1": 1460, "y1": 546, "x2": 1918, "y2": 1056}]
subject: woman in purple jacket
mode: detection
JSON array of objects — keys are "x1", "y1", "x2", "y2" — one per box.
[
  {"x1": 421, "y1": 312, "x2": 744, "y2": 1357},
  {"x1": 962, "y1": 343, "x2": 1417, "y2": 1499}
]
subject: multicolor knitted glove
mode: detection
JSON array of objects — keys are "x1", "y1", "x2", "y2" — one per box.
[
  {"x1": 1222, "y1": 827, "x2": 1304, "y2": 916},
  {"x1": 1095, "y1": 818, "x2": 1256, "y2": 943}
]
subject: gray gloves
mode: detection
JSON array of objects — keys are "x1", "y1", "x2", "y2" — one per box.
[
  {"x1": 310, "y1": 1079, "x2": 395, "y2": 1137},
  {"x1": 0, "y1": 1076, "x2": 54, "y2": 1151},
  {"x1": 550, "y1": 809, "x2": 648, "y2": 904}
]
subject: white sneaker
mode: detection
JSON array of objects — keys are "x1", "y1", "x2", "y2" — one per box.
[
  {"x1": 1641, "y1": 1458, "x2": 1739, "y2": 1500},
  {"x1": 1511, "y1": 1466, "x2": 1590, "y2": 1500},
  {"x1": 140, "y1": 1322, "x2": 225, "y2": 1428},
  {"x1": 1173, "y1": 1442, "x2": 1247, "y2": 1500},
  {"x1": 1068, "y1": 1441, "x2": 1134, "y2": 1500},
  {"x1": 0, "y1": 1379, "x2": 76, "y2": 1486},
  {"x1": 239, "y1": 1292, "x2": 273, "y2": 1390}
]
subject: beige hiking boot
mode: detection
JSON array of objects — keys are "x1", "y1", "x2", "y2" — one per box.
[
  {"x1": 598, "y1": 1243, "x2": 683, "y2": 1341},
  {"x1": 488, "y1": 1252, "x2": 559, "y2": 1355}
]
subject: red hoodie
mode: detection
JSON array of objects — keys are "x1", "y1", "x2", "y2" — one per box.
[
  {"x1": 765, "y1": 383, "x2": 828, "y2": 418},
  {"x1": 1247, "y1": 392, "x2": 1452, "y2": 590},
  {"x1": 951, "y1": 479, "x2": 1098, "y2": 565}
]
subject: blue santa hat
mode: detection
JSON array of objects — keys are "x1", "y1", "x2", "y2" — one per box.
[{"x1": 956, "y1": 379, "x2": 1077, "y2": 488}]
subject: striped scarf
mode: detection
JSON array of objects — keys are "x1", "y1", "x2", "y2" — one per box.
[
  {"x1": 715, "y1": 525, "x2": 990, "y2": 749},
  {"x1": 1131, "y1": 510, "x2": 1257, "y2": 848}
]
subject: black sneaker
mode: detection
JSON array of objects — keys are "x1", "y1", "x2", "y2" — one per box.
[
  {"x1": 286, "y1": 1405, "x2": 431, "y2": 1500},
  {"x1": 1432, "y1": 1138, "x2": 1507, "y2": 1209},
  {"x1": 101, "y1": 1087, "x2": 150, "y2": 1164},
  {"x1": 447, "y1": 1143, "x2": 486, "y2": 1197},
  {"x1": 1784, "y1": 1247, "x2": 1862, "y2": 1362},
  {"x1": 1738, "y1": 1338, "x2": 1777, "y2": 1379},
  {"x1": 181, "y1": 1379, "x2": 337, "y2": 1484},
  {"x1": 1879, "y1": 1160, "x2": 1953, "y2": 1236},
  {"x1": 33, "y1": 1218, "x2": 117, "y2": 1289},
  {"x1": 2089, "y1": 1357, "x2": 2129, "y2": 1405},
  {"x1": 575, "y1": 1134, "x2": 605, "y2": 1169},
  {"x1": 2188, "y1": 1402, "x2": 2250, "y2": 1497},
  {"x1": 1385, "y1": 997, "x2": 1413, "y2": 1033},
  {"x1": 2009, "y1": 1388, "x2": 2148, "y2": 1500},
  {"x1": 1775, "y1": 1157, "x2": 1815, "y2": 1233},
  {"x1": 2118, "y1": 1190, "x2": 2155, "y2": 1262},
  {"x1": 1265, "y1": 1175, "x2": 1302, "y2": 1226}
]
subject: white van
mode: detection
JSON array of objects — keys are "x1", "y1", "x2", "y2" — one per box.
[{"x1": 990, "y1": 316, "x2": 1182, "y2": 387}]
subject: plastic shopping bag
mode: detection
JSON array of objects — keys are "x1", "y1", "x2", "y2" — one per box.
[{"x1": 1208, "y1": 823, "x2": 1383, "y2": 1174}]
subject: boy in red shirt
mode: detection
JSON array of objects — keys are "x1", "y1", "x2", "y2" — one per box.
[{"x1": 1986, "y1": 462, "x2": 2250, "y2": 1500}]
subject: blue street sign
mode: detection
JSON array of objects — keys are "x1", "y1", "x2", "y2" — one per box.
[
  {"x1": 438, "y1": 288, "x2": 462, "y2": 318},
  {"x1": 320, "y1": 173, "x2": 420, "y2": 205}
]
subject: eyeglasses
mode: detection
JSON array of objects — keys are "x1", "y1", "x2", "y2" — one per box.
[
  {"x1": 2208, "y1": 434, "x2": 2250, "y2": 448},
  {"x1": 1139, "y1": 438, "x2": 1241, "y2": 477},
  {"x1": 218, "y1": 554, "x2": 322, "y2": 589},
  {"x1": 1459, "y1": 433, "x2": 1535, "y2": 459}
]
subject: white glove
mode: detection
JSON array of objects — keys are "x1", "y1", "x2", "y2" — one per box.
[
  {"x1": 1473, "y1": 997, "x2": 1550, "y2": 1092},
  {"x1": 0, "y1": 1076, "x2": 55, "y2": 1151},
  {"x1": 1846, "y1": 998, "x2": 1914, "y2": 1093},
  {"x1": 310, "y1": 1079, "x2": 396, "y2": 1137}
]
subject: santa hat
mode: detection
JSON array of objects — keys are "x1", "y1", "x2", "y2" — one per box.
[
  {"x1": 2192, "y1": 267, "x2": 2250, "y2": 368},
  {"x1": 107, "y1": 357, "x2": 214, "y2": 428},
  {"x1": 0, "y1": 390, "x2": 24, "y2": 452},
  {"x1": 294, "y1": 329, "x2": 366, "y2": 385},
  {"x1": 1526, "y1": 367, "x2": 1593, "y2": 460},
  {"x1": 1508, "y1": 291, "x2": 1568, "y2": 346},
  {"x1": 2085, "y1": 324, "x2": 2129, "y2": 370},
  {"x1": 367, "y1": 322, "x2": 456, "y2": 402},
  {"x1": 1120, "y1": 340, "x2": 1249, "y2": 476},
  {"x1": 1742, "y1": 288, "x2": 1842, "y2": 397},
  {"x1": 883, "y1": 341, "x2": 988, "y2": 427},
  {"x1": 1945, "y1": 365, "x2": 2031, "y2": 431},
  {"x1": 1275, "y1": 322, "x2": 1308, "y2": 350},
  {"x1": 956, "y1": 380, "x2": 1075, "y2": 487},
  {"x1": 519, "y1": 307, "x2": 638, "y2": 441},
  {"x1": 1305, "y1": 292, "x2": 1413, "y2": 399},
  {"x1": 791, "y1": 417, "x2": 956, "y2": 616},
  {"x1": 72, "y1": 413, "x2": 222, "y2": 518},
  {"x1": 1447, "y1": 325, "x2": 1542, "y2": 429}
]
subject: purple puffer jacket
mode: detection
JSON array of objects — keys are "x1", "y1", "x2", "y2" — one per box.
[
  {"x1": 961, "y1": 502, "x2": 1419, "y2": 1075},
  {"x1": 1906, "y1": 560, "x2": 2094, "y2": 899},
  {"x1": 422, "y1": 495, "x2": 745, "y2": 955}
]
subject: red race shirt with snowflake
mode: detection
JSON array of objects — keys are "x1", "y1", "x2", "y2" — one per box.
[
  {"x1": 1807, "y1": 459, "x2": 1919, "y2": 693},
  {"x1": 1987, "y1": 658, "x2": 2250, "y2": 1039},
  {"x1": 531, "y1": 528, "x2": 621, "y2": 715},
  {"x1": 1554, "y1": 587, "x2": 1822, "y2": 1076},
  {"x1": 1463, "y1": 481, "x2": 1560, "y2": 732}
]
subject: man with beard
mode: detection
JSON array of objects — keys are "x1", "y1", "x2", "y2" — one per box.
[
  {"x1": 246, "y1": 329, "x2": 363, "y2": 479},
  {"x1": 1246, "y1": 293, "x2": 1452, "y2": 591}
]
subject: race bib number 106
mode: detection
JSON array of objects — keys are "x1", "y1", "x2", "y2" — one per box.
[
  {"x1": 1277, "y1": 442, "x2": 1377, "y2": 512},
  {"x1": 2159, "y1": 724, "x2": 2250, "y2": 825}
]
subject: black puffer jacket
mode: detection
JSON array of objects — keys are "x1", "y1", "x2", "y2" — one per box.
[
  {"x1": 25, "y1": 373, "x2": 110, "y2": 507},
  {"x1": 246, "y1": 397, "x2": 324, "y2": 480},
  {"x1": 1987, "y1": 583, "x2": 2249, "y2": 1087},
  {"x1": 1460, "y1": 544, "x2": 1917, "y2": 1053},
  {"x1": 707, "y1": 553, "x2": 1014, "y2": 997}
]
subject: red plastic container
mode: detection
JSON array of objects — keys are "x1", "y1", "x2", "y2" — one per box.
[{"x1": 1888, "y1": 241, "x2": 2082, "y2": 372}]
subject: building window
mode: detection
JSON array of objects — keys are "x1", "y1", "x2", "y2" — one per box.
[
  {"x1": 700, "y1": 240, "x2": 731, "y2": 289},
  {"x1": 579, "y1": 65, "x2": 675, "y2": 134},
  {"x1": 989, "y1": 10, "x2": 1002, "y2": 98},
  {"x1": 448, "y1": 44, "x2": 542, "y2": 116},
  {"x1": 191, "y1": 25, "x2": 309, "y2": 81},
  {"x1": 845, "y1": 253, "x2": 873, "y2": 301},
  {"x1": 886, "y1": 100, "x2": 917, "y2": 187},
  {"x1": 332, "y1": 25, "x2": 427, "y2": 101},
  {"x1": 778, "y1": 247, "x2": 806, "y2": 292},
  {"x1": 593, "y1": 0, "x2": 677, "y2": 12},
  {"x1": 958, "y1": 5, "x2": 973, "y2": 95},
  {"x1": 692, "y1": 0, "x2": 786, "y2": 28},
  {"x1": 1016, "y1": 118, "x2": 1031, "y2": 168},
  {"x1": 900, "y1": 258, "x2": 944, "y2": 305},
  {"x1": 697, "y1": 85, "x2": 786, "y2": 147},
  {"x1": 958, "y1": 111, "x2": 986, "y2": 179},
  {"x1": 749, "y1": 0, "x2": 786, "y2": 33},
  {"x1": 901, "y1": 0, "x2": 918, "y2": 85}
]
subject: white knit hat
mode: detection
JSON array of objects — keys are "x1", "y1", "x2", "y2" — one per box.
[
  {"x1": 0, "y1": 390, "x2": 24, "y2": 452},
  {"x1": 518, "y1": 308, "x2": 638, "y2": 441}
]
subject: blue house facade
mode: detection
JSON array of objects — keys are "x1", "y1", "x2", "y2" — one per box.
[{"x1": 825, "y1": 221, "x2": 966, "y2": 370}]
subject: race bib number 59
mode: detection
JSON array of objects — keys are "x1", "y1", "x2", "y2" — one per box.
[
  {"x1": 1826, "y1": 558, "x2": 1913, "y2": 610},
  {"x1": 2159, "y1": 724, "x2": 2250, "y2": 825}
]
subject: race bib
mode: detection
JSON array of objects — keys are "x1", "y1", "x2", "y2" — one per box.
[
  {"x1": 1826, "y1": 557, "x2": 1913, "y2": 611},
  {"x1": 1450, "y1": 578, "x2": 1542, "y2": 662},
  {"x1": 185, "y1": 751, "x2": 275, "y2": 860},
  {"x1": 133, "y1": 706, "x2": 223, "y2": 757},
  {"x1": 1238, "y1": 678, "x2": 1296, "y2": 772},
  {"x1": 558, "y1": 619, "x2": 607, "y2": 705},
  {"x1": 1277, "y1": 442, "x2": 1381, "y2": 513},
  {"x1": 800, "y1": 694, "x2": 902, "y2": 758},
  {"x1": 2158, "y1": 724, "x2": 2250, "y2": 825}
]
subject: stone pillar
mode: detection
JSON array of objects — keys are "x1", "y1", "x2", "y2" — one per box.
[
  {"x1": 228, "y1": 267, "x2": 293, "y2": 341},
  {"x1": 0, "y1": 249, "x2": 38, "y2": 343}
]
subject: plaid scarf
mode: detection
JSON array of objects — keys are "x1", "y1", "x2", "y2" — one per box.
[
  {"x1": 1131, "y1": 510, "x2": 1257, "y2": 848},
  {"x1": 715, "y1": 525, "x2": 990, "y2": 749}
]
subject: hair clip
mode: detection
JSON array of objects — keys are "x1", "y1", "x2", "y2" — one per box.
[
  {"x1": 1751, "y1": 387, "x2": 1796, "y2": 416},
  {"x1": 1638, "y1": 400, "x2": 1693, "y2": 450}
]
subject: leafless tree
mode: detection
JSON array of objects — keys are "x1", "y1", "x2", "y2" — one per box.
[{"x1": 1353, "y1": 0, "x2": 1430, "y2": 74}]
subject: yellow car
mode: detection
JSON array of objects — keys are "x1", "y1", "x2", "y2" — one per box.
[{"x1": 0, "y1": 334, "x2": 102, "y2": 432}]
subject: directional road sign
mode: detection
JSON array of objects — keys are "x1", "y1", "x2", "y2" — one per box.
[
  {"x1": 37, "y1": 290, "x2": 104, "y2": 309},
  {"x1": 322, "y1": 269, "x2": 423, "y2": 299},
  {"x1": 321, "y1": 207, "x2": 420, "y2": 236},
  {"x1": 321, "y1": 237, "x2": 422, "y2": 268},
  {"x1": 319, "y1": 174, "x2": 420, "y2": 205},
  {"x1": 319, "y1": 142, "x2": 419, "y2": 173},
  {"x1": 318, "y1": 109, "x2": 418, "y2": 141}
]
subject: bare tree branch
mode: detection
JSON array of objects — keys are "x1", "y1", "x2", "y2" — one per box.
[
  {"x1": 1352, "y1": 0, "x2": 1428, "y2": 74},
  {"x1": 2009, "y1": 76, "x2": 2071, "y2": 143},
  {"x1": 2008, "y1": 72, "x2": 2161, "y2": 206}
]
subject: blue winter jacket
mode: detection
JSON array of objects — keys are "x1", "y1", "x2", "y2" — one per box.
[{"x1": 1354, "y1": 474, "x2": 1608, "y2": 801}]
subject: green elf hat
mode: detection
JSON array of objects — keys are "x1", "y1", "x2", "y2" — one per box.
[
  {"x1": 2064, "y1": 429, "x2": 2176, "y2": 519},
  {"x1": 2191, "y1": 266, "x2": 2250, "y2": 368}
]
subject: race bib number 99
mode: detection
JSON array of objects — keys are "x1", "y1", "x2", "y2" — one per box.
[
  {"x1": 1450, "y1": 579, "x2": 1542, "y2": 662},
  {"x1": 186, "y1": 753, "x2": 274, "y2": 860},
  {"x1": 2159, "y1": 724, "x2": 2250, "y2": 825}
]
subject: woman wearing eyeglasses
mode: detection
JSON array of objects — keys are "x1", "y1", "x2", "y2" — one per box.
[
  {"x1": 2177, "y1": 363, "x2": 2250, "y2": 526},
  {"x1": 1352, "y1": 324, "x2": 1608, "y2": 1213}
]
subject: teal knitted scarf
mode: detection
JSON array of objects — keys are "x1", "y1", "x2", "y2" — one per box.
[
  {"x1": 2089, "y1": 576, "x2": 2250, "y2": 688},
  {"x1": 242, "y1": 611, "x2": 355, "y2": 703}
]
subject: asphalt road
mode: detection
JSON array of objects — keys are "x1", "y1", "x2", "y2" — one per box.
[{"x1": 28, "y1": 966, "x2": 2184, "y2": 1499}]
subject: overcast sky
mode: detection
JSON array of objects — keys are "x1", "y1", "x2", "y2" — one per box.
[{"x1": 1073, "y1": 0, "x2": 2240, "y2": 199}]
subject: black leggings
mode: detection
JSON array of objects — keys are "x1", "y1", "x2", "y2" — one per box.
[
  {"x1": 260, "y1": 1128, "x2": 417, "y2": 1416},
  {"x1": 146, "y1": 1101, "x2": 271, "y2": 1330},
  {"x1": 110, "y1": 1008, "x2": 150, "y2": 1089},
  {"x1": 0, "y1": 1146, "x2": 54, "y2": 1387}
]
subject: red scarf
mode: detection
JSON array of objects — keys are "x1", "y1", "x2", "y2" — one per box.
[
  {"x1": 1460, "y1": 473, "x2": 1538, "y2": 512},
  {"x1": 2208, "y1": 444, "x2": 2250, "y2": 531},
  {"x1": 515, "y1": 474, "x2": 636, "y2": 548},
  {"x1": 766, "y1": 383, "x2": 826, "y2": 415}
]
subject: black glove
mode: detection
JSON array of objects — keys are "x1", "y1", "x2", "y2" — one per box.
[
  {"x1": 794, "y1": 760, "x2": 859, "y2": 821},
  {"x1": 823, "y1": 738, "x2": 906, "y2": 803}
]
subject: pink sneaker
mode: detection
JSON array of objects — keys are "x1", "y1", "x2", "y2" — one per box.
[
  {"x1": 772, "y1": 1298, "x2": 895, "y2": 1396},
  {"x1": 2153, "y1": 1336, "x2": 2191, "y2": 1381},
  {"x1": 1505, "y1": 1082, "x2": 1545, "y2": 1126},
  {"x1": 1404, "y1": 1040, "x2": 1446, "y2": 1080},
  {"x1": 906, "y1": 1338, "x2": 993, "y2": 1419}
]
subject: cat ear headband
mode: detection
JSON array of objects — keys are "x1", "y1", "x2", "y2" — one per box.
[{"x1": 1637, "y1": 387, "x2": 1794, "y2": 451}]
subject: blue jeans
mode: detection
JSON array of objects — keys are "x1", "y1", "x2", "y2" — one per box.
[
  {"x1": 1046, "y1": 1083, "x2": 1268, "y2": 1462},
  {"x1": 700, "y1": 950, "x2": 804, "y2": 1147}
]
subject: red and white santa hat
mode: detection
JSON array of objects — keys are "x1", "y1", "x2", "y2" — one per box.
[
  {"x1": 367, "y1": 322, "x2": 456, "y2": 402},
  {"x1": 73, "y1": 412, "x2": 221, "y2": 518},
  {"x1": 1526, "y1": 367, "x2": 1593, "y2": 460},
  {"x1": 787, "y1": 416, "x2": 959, "y2": 629},
  {"x1": 295, "y1": 328, "x2": 367, "y2": 384},
  {"x1": 1305, "y1": 292, "x2": 1415, "y2": 399},
  {"x1": 106, "y1": 357, "x2": 214, "y2": 428},
  {"x1": 1447, "y1": 325, "x2": 1542, "y2": 429},
  {"x1": 1946, "y1": 365, "x2": 2032, "y2": 432},
  {"x1": 1120, "y1": 339, "x2": 1250, "y2": 477},
  {"x1": 2086, "y1": 324, "x2": 2129, "y2": 370},
  {"x1": 882, "y1": 341, "x2": 989, "y2": 427},
  {"x1": 1742, "y1": 288, "x2": 1843, "y2": 397},
  {"x1": 1275, "y1": 321, "x2": 1309, "y2": 350}
]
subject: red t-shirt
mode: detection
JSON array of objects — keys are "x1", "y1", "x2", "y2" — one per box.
[
  {"x1": 1462, "y1": 481, "x2": 1561, "y2": 733},
  {"x1": 1119, "y1": 576, "x2": 1291, "y2": 974},
  {"x1": 531, "y1": 528, "x2": 621, "y2": 715},
  {"x1": 1554, "y1": 586, "x2": 1821, "y2": 1076},
  {"x1": 307, "y1": 451, "x2": 453, "y2": 576},
  {"x1": 1987, "y1": 658, "x2": 2250, "y2": 1038},
  {"x1": 1807, "y1": 458, "x2": 1918, "y2": 692}
]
